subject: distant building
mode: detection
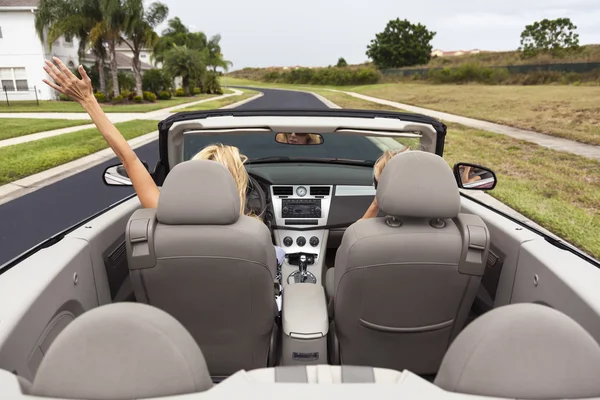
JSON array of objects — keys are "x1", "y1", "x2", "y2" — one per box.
[{"x1": 431, "y1": 49, "x2": 486, "y2": 57}]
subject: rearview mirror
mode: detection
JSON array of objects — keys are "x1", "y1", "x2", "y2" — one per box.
[
  {"x1": 275, "y1": 132, "x2": 323, "y2": 145},
  {"x1": 453, "y1": 163, "x2": 497, "y2": 190},
  {"x1": 102, "y1": 161, "x2": 149, "y2": 186}
]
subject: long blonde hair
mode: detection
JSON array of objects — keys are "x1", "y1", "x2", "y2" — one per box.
[{"x1": 191, "y1": 143, "x2": 249, "y2": 216}]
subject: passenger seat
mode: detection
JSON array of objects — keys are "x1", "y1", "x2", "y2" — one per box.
[{"x1": 328, "y1": 150, "x2": 490, "y2": 375}]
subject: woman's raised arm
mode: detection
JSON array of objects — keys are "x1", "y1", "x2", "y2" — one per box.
[{"x1": 42, "y1": 57, "x2": 160, "y2": 208}]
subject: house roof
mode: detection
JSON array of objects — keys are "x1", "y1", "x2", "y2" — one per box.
[
  {"x1": 0, "y1": 0, "x2": 39, "y2": 7},
  {"x1": 82, "y1": 51, "x2": 154, "y2": 71}
]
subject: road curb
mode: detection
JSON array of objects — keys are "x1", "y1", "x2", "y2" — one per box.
[{"x1": 0, "y1": 131, "x2": 158, "y2": 206}]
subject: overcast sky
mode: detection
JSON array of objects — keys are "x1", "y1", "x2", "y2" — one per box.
[{"x1": 150, "y1": 0, "x2": 600, "y2": 69}]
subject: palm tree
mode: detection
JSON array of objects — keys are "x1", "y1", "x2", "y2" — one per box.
[
  {"x1": 163, "y1": 45, "x2": 204, "y2": 95},
  {"x1": 120, "y1": 0, "x2": 168, "y2": 96},
  {"x1": 206, "y1": 34, "x2": 233, "y2": 73},
  {"x1": 34, "y1": 0, "x2": 108, "y2": 93}
]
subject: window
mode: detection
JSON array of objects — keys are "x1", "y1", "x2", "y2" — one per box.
[
  {"x1": 67, "y1": 61, "x2": 75, "y2": 69},
  {"x1": 0, "y1": 67, "x2": 28, "y2": 92},
  {"x1": 64, "y1": 34, "x2": 72, "y2": 44},
  {"x1": 0, "y1": 26, "x2": 3, "y2": 39}
]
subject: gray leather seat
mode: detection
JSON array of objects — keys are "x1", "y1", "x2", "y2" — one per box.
[
  {"x1": 327, "y1": 150, "x2": 490, "y2": 375},
  {"x1": 435, "y1": 303, "x2": 600, "y2": 399},
  {"x1": 125, "y1": 160, "x2": 279, "y2": 379},
  {"x1": 30, "y1": 303, "x2": 212, "y2": 399}
]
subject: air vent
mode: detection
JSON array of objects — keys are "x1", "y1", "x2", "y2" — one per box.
[
  {"x1": 273, "y1": 186, "x2": 293, "y2": 196},
  {"x1": 310, "y1": 186, "x2": 330, "y2": 196}
]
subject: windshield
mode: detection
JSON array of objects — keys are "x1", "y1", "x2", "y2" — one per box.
[{"x1": 183, "y1": 132, "x2": 423, "y2": 163}]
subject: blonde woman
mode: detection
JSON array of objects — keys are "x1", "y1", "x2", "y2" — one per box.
[
  {"x1": 360, "y1": 147, "x2": 410, "y2": 220},
  {"x1": 42, "y1": 58, "x2": 252, "y2": 216}
]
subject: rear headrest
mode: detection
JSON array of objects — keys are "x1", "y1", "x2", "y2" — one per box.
[
  {"x1": 376, "y1": 151, "x2": 460, "y2": 219},
  {"x1": 157, "y1": 160, "x2": 240, "y2": 225},
  {"x1": 435, "y1": 303, "x2": 600, "y2": 399},
  {"x1": 31, "y1": 303, "x2": 213, "y2": 400}
]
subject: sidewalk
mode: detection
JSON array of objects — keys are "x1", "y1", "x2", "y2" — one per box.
[
  {"x1": 0, "y1": 89, "x2": 243, "y2": 149},
  {"x1": 328, "y1": 89, "x2": 600, "y2": 162}
]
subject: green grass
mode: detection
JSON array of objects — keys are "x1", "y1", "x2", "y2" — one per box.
[
  {"x1": 0, "y1": 94, "x2": 218, "y2": 113},
  {"x1": 0, "y1": 119, "x2": 159, "y2": 185},
  {"x1": 314, "y1": 90, "x2": 600, "y2": 260},
  {"x1": 178, "y1": 89, "x2": 260, "y2": 111},
  {"x1": 0, "y1": 119, "x2": 92, "y2": 140}
]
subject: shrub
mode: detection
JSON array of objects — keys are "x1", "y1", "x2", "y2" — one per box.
[
  {"x1": 158, "y1": 90, "x2": 172, "y2": 100},
  {"x1": 193, "y1": 87, "x2": 201, "y2": 95},
  {"x1": 120, "y1": 89, "x2": 132, "y2": 100},
  {"x1": 58, "y1": 94, "x2": 73, "y2": 101},
  {"x1": 427, "y1": 64, "x2": 510, "y2": 84},
  {"x1": 175, "y1": 88, "x2": 185, "y2": 97},
  {"x1": 112, "y1": 95, "x2": 124, "y2": 104},
  {"x1": 133, "y1": 95, "x2": 143, "y2": 103},
  {"x1": 94, "y1": 92, "x2": 107, "y2": 103},
  {"x1": 261, "y1": 66, "x2": 381, "y2": 86},
  {"x1": 142, "y1": 69, "x2": 173, "y2": 94},
  {"x1": 143, "y1": 91, "x2": 157, "y2": 102}
]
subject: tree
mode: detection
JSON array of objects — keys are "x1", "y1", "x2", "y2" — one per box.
[
  {"x1": 336, "y1": 57, "x2": 347, "y2": 67},
  {"x1": 162, "y1": 45, "x2": 205, "y2": 94},
  {"x1": 206, "y1": 34, "x2": 233, "y2": 73},
  {"x1": 34, "y1": 0, "x2": 109, "y2": 94},
  {"x1": 519, "y1": 18, "x2": 580, "y2": 58},
  {"x1": 366, "y1": 18, "x2": 436, "y2": 69},
  {"x1": 120, "y1": 0, "x2": 168, "y2": 96}
]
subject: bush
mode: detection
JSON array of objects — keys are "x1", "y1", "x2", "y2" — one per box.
[
  {"x1": 158, "y1": 90, "x2": 172, "y2": 100},
  {"x1": 120, "y1": 89, "x2": 132, "y2": 100},
  {"x1": 143, "y1": 91, "x2": 157, "y2": 102},
  {"x1": 193, "y1": 87, "x2": 201, "y2": 95},
  {"x1": 175, "y1": 88, "x2": 185, "y2": 97},
  {"x1": 142, "y1": 69, "x2": 173, "y2": 94},
  {"x1": 94, "y1": 92, "x2": 107, "y2": 103},
  {"x1": 112, "y1": 95, "x2": 124, "y2": 104},
  {"x1": 133, "y1": 96, "x2": 143, "y2": 103},
  {"x1": 58, "y1": 94, "x2": 73, "y2": 101},
  {"x1": 428, "y1": 64, "x2": 510, "y2": 84},
  {"x1": 261, "y1": 66, "x2": 381, "y2": 86}
]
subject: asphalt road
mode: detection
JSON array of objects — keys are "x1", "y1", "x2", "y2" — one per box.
[{"x1": 0, "y1": 87, "x2": 330, "y2": 266}]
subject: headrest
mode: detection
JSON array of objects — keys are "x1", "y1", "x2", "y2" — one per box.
[
  {"x1": 376, "y1": 151, "x2": 460, "y2": 219},
  {"x1": 157, "y1": 160, "x2": 241, "y2": 225},
  {"x1": 435, "y1": 303, "x2": 600, "y2": 399},
  {"x1": 31, "y1": 303, "x2": 213, "y2": 400}
]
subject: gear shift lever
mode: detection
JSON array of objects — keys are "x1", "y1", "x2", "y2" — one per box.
[{"x1": 299, "y1": 255, "x2": 308, "y2": 282}]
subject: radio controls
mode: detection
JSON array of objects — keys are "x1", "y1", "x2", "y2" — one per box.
[
  {"x1": 283, "y1": 236, "x2": 293, "y2": 247},
  {"x1": 309, "y1": 236, "x2": 319, "y2": 247},
  {"x1": 297, "y1": 236, "x2": 306, "y2": 246},
  {"x1": 282, "y1": 207, "x2": 289, "y2": 214},
  {"x1": 315, "y1": 207, "x2": 321, "y2": 215}
]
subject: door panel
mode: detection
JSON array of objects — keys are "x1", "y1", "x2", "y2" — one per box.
[{"x1": 0, "y1": 197, "x2": 141, "y2": 381}]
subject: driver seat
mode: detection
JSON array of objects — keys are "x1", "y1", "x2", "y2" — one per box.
[{"x1": 125, "y1": 160, "x2": 279, "y2": 380}]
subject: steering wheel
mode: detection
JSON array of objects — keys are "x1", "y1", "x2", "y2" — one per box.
[{"x1": 246, "y1": 174, "x2": 268, "y2": 220}]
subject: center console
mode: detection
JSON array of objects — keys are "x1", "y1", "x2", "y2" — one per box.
[{"x1": 270, "y1": 185, "x2": 333, "y2": 287}]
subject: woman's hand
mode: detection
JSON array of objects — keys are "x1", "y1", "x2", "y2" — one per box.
[{"x1": 42, "y1": 57, "x2": 95, "y2": 105}]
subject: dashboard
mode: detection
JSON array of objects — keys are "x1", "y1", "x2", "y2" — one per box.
[{"x1": 245, "y1": 163, "x2": 380, "y2": 285}]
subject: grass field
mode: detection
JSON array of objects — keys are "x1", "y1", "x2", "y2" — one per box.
[
  {"x1": 0, "y1": 120, "x2": 159, "y2": 185},
  {"x1": 0, "y1": 119, "x2": 91, "y2": 140},
  {"x1": 0, "y1": 94, "x2": 219, "y2": 113},
  {"x1": 315, "y1": 90, "x2": 600, "y2": 260},
  {"x1": 178, "y1": 89, "x2": 260, "y2": 111},
  {"x1": 224, "y1": 77, "x2": 600, "y2": 146}
]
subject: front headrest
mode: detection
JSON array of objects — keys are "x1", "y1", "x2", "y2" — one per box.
[
  {"x1": 376, "y1": 151, "x2": 460, "y2": 219},
  {"x1": 435, "y1": 303, "x2": 600, "y2": 399},
  {"x1": 31, "y1": 303, "x2": 213, "y2": 400},
  {"x1": 157, "y1": 160, "x2": 240, "y2": 225}
]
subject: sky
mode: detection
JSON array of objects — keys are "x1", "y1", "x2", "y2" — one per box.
[{"x1": 150, "y1": 0, "x2": 600, "y2": 70}]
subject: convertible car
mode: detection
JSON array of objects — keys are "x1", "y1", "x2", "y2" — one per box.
[{"x1": 1, "y1": 109, "x2": 600, "y2": 400}]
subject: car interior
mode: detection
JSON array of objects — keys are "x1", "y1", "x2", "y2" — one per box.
[{"x1": 1, "y1": 111, "x2": 600, "y2": 400}]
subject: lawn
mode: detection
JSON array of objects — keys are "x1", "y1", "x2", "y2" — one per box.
[
  {"x1": 0, "y1": 94, "x2": 218, "y2": 113},
  {"x1": 178, "y1": 89, "x2": 260, "y2": 111},
  {"x1": 316, "y1": 90, "x2": 600, "y2": 260},
  {"x1": 0, "y1": 119, "x2": 159, "y2": 185},
  {"x1": 223, "y1": 77, "x2": 600, "y2": 146},
  {"x1": 0, "y1": 119, "x2": 91, "y2": 140}
]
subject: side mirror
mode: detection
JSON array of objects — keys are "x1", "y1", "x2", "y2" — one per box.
[
  {"x1": 102, "y1": 161, "x2": 149, "y2": 186},
  {"x1": 453, "y1": 162, "x2": 497, "y2": 190}
]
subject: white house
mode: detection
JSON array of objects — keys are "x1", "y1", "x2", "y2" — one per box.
[{"x1": 0, "y1": 0, "x2": 81, "y2": 101}]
